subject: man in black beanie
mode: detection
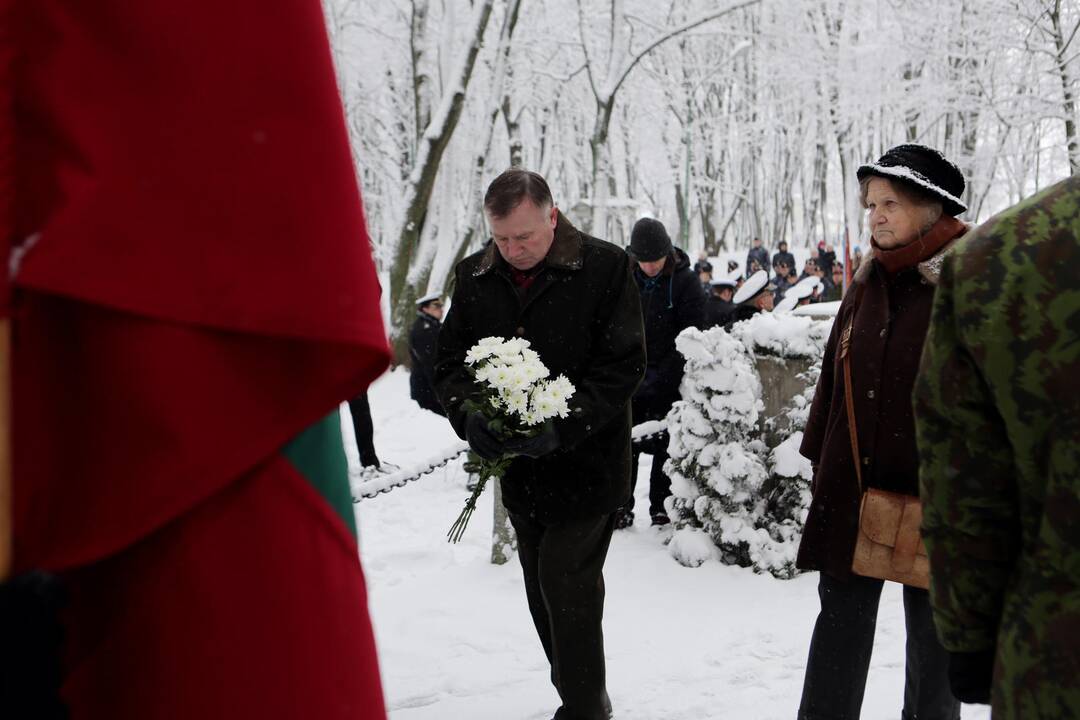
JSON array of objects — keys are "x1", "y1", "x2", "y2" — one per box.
[{"x1": 620, "y1": 218, "x2": 706, "y2": 529}]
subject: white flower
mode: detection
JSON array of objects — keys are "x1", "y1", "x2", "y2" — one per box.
[
  {"x1": 485, "y1": 363, "x2": 514, "y2": 391},
  {"x1": 465, "y1": 336, "x2": 506, "y2": 365},
  {"x1": 503, "y1": 390, "x2": 529, "y2": 416}
]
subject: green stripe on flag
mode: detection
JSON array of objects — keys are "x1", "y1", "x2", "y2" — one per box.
[{"x1": 282, "y1": 409, "x2": 357, "y2": 539}]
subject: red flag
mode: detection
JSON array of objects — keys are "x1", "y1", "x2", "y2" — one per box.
[
  {"x1": 843, "y1": 230, "x2": 853, "y2": 292},
  {"x1": 7, "y1": 1, "x2": 389, "y2": 717}
]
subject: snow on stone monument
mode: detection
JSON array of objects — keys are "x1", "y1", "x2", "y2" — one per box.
[{"x1": 665, "y1": 313, "x2": 831, "y2": 577}]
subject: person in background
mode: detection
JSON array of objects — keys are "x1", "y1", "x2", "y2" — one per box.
[
  {"x1": 692, "y1": 250, "x2": 710, "y2": 274},
  {"x1": 705, "y1": 276, "x2": 737, "y2": 329},
  {"x1": 795, "y1": 143, "x2": 971, "y2": 720},
  {"x1": 727, "y1": 270, "x2": 773, "y2": 328},
  {"x1": 696, "y1": 260, "x2": 714, "y2": 294},
  {"x1": 348, "y1": 393, "x2": 396, "y2": 474},
  {"x1": 915, "y1": 175, "x2": 1080, "y2": 718},
  {"x1": 747, "y1": 237, "x2": 770, "y2": 278},
  {"x1": 619, "y1": 218, "x2": 706, "y2": 529},
  {"x1": 822, "y1": 264, "x2": 844, "y2": 302},
  {"x1": 408, "y1": 292, "x2": 446, "y2": 417},
  {"x1": 773, "y1": 259, "x2": 794, "y2": 303},
  {"x1": 817, "y1": 241, "x2": 837, "y2": 277},
  {"x1": 799, "y1": 257, "x2": 819, "y2": 282},
  {"x1": 727, "y1": 259, "x2": 741, "y2": 281},
  {"x1": 772, "y1": 240, "x2": 795, "y2": 277}
]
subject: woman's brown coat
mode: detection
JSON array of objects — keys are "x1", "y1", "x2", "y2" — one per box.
[{"x1": 796, "y1": 240, "x2": 960, "y2": 579}]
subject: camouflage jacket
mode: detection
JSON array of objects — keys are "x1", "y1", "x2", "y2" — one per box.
[{"x1": 914, "y1": 176, "x2": 1080, "y2": 719}]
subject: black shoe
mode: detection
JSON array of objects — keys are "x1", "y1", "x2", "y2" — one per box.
[
  {"x1": 650, "y1": 513, "x2": 671, "y2": 527},
  {"x1": 613, "y1": 509, "x2": 634, "y2": 530}
]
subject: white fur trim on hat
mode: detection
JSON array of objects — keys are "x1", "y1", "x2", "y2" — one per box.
[{"x1": 858, "y1": 164, "x2": 967, "y2": 213}]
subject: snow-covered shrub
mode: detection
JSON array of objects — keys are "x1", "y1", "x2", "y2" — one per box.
[{"x1": 665, "y1": 314, "x2": 831, "y2": 578}]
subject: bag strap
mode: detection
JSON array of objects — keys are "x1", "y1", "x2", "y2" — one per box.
[{"x1": 839, "y1": 284, "x2": 866, "y2": 494}]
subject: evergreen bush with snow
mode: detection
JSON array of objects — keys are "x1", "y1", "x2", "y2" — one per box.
[{"x1": 665, "y1": 313, "x2": 830, "y2": 578}]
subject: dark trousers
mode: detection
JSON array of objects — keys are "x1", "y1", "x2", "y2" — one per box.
[
  {"x1": 347, "y1": 393, "x2": 380, "y2": 468},
  {"x1": 798, "y1": 572, "x2": 960, "y2": 720},
  {"x1": 625, "y1": 436, "x2": 672, "y2": 518},
  {"x1": 509, "y1": 511, "x2": 615, "y2": 720}
]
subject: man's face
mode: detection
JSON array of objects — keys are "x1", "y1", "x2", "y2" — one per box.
[
  {"x1": 755, "y1": 291, "x2": 774, "y2": 311},
  {"x1": 488, "y1": 200, "x2": 558, "y2": 271},
  {"x1": 832, "y1": 268, "x2": 843, "y2": 284},
  {"x1": 718, "y1": 287, "x2": 734, "y2": 302},
  {"x1": 698, "y1": 270, "x2": 712, "y2": 283},
  {"x1": 638, "y1": 256, "x2": 667, "y2": 278}
]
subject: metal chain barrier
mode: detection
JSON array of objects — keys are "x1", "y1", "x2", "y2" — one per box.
[{"x1": 352, "y1": 419, "x2": 669, "y2": 502}]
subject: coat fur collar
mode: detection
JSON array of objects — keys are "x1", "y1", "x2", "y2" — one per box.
[{"x1": 853, "y1": 222, "x2": 971, "y2": 287}]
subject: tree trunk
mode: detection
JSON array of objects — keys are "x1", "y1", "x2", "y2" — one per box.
[
  {"x1": 388, "y1": 0, "x2": 496, "y2": 363},
  {"x1": 1049, "y1": 0, "x2": 1080, "y2": 175}
]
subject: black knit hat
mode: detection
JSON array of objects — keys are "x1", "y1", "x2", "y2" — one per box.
[
  {"x1": 857, "y1": 144, "x2": 967, "y2": 216},
  {"x1": 629, "y1": 218, "x2": 673, "y2": 262}
]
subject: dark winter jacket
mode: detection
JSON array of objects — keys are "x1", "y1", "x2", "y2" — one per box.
[
  {"x1": 773, "y1": 274, "x2": 794, "y2": 302},
  {"x1": 434, "y1": 212, "x2": 646, "y2": 524},
  {"x1": 746, "y1": 246, "x2": 770, "y2": 276},
  {"x1": 704, "y1": 296, "x2": 735, "y2": 329},
  {"x1": 818, "y1": 249, "x2": 837, "y2": 276},
  {"x1": 632, "y1": 247, "x2": 706, "y2": 421},
  {"x1": 409, "y1": 311, "x2": 445, "y2": 416},
  {"x1": 796, "y1": 218, "x2": 969, "y2": 579},
  {"x1": 725, "y1": 303, "x2": 760, "y2": 330},
  {"x1": 772, "y1": 249, "x2": 796, "y2": 274}
]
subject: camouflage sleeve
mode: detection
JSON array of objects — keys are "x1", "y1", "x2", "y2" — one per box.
[{"x1": 914, "y1": 254, "x2": 1021, "y2": 653}]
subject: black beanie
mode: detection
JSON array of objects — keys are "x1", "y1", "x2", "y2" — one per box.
[
  {"x1": 857, "y1": 144, "x2": 967, "y2": 216},
  {"x1": 629, "y1": 218, "x2": 673, "y2": 262}
]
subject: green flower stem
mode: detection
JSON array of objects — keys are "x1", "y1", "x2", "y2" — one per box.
[{"x1": 447, "y1": 453, "x2": 514, "y2": 543}]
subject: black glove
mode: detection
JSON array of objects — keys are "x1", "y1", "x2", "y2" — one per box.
[
  {"x1": 466, "y1": 413, "x2": 505, "y2": 460},
  {"x1": 947, "y1": 649, "x2": 994, "y2": 704},
  {"x1": 504, "y1": 423, "x2": 560, "y2": 459}
]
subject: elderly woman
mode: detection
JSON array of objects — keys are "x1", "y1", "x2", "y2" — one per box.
[{"x1": 795, "y1": 145, "x2": 971, "y2": 720}]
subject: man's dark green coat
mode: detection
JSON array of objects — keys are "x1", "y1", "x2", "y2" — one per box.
[{"x1": 915, "y1": 176, "x2": 1080, "y2": 719}]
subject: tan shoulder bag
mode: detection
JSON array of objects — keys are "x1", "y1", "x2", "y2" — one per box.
[{"x1": 838, "y1": 291, "x2": 929, "y2": 589}]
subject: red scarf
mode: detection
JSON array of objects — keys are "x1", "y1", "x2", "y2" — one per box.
[{"x1": 872, "y1": 216, "x2": 967, "y2": 274}]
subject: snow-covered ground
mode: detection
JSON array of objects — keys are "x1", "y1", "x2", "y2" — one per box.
[{"x1": 348, "y1": 368, "x2": 989, "y2": 720}]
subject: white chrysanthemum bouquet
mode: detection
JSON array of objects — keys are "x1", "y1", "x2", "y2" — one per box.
[{"x1": 448, "y1": 336, "x2": 575, "y2": 542}]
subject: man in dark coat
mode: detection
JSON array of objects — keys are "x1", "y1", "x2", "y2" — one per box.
[
  {"x1": 434, "y1": 169, "x2": 645, "y2": 720},
  {"x1": 408, "y1": 292, "x2": 445, "y2": 416},
  {"x1": 617, "y1": 219, "x2": 706, "y2": 529},
  {"x1": 772, "y1": 240, "x2": 795, "y2": 277},
  {"x1": 915, "y1": 176, "x2": 1080, "y2": 717},
  {"x1": 746, "y1": 237, "x2": 770, "y2": 278},
  {"x1": 817, "y1": 241, "x2": 837, "y2": 277},
  {"x1": 705, "y1": 277, "x2": 737, "y2": 328},
  {"x1": 726, "y1": 270, "x2": 773, "y2": 329}
]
